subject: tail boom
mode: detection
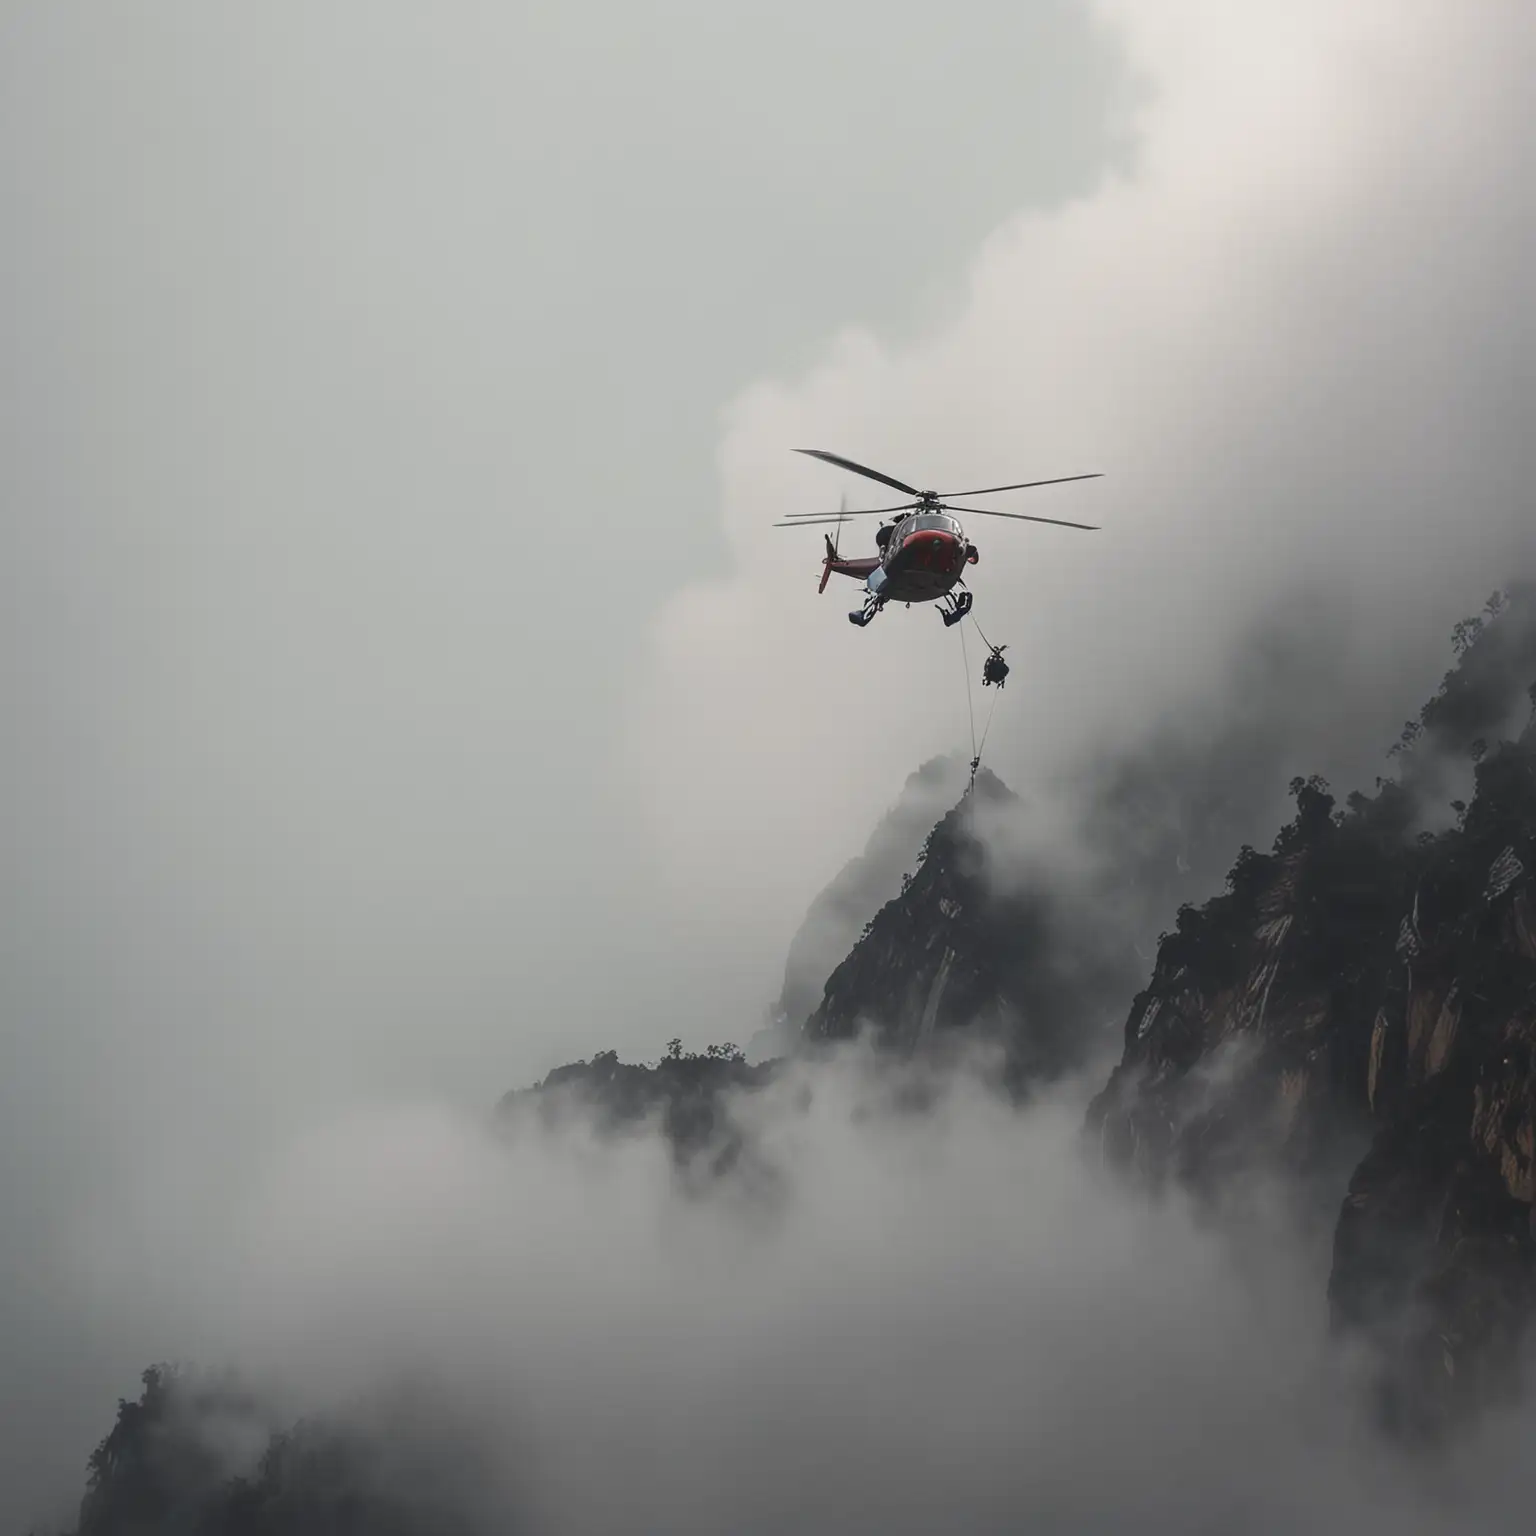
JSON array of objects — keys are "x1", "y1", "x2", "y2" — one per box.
[{"x1": 819, "y1": 555, "x2": 880, "y2": 592}]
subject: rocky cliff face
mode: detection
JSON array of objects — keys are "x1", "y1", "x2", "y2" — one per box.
[
  {"x1": 1332, "y1": 732, "x2": 1536, "y2": 1436},
  {"x1": 1088, "y1": 584, "x2": 1536, "y2": 1436},
  {"x1": 805, "y1": 768, "x2": 1016, "y2": 1049},
  {"x1": 45, "y1": 588, "x2": 1536, "y2": 1536},
  {"x1": 505, "y1": 589, "x2": 1536, "y2": 1441},
  {"x1": 801, "y1": 767, "x2": 1125, "y2": 1088},
  {"x1": 765, "y1": 754, "x2": 971, "y2": 1048}
]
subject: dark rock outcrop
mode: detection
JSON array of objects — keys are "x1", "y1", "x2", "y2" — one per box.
[
  {"x1": 1084, "y1": 772, "x2": 1405, "y2": 1200},
  {"x1": 495, "y1": 1045, "x2": 780, "y2": 1177},
  {"x1": 1332, "y1": 738, "x2": 1536, "y2": 1436},
  {"x1": 804, "y1": 767, "x2": 1121, "y2": 1087},
  {"x1": 59, "y1": 1366, "x2": 503, "y2": 1536},
  {"x1": 1087, "y1": 583, "x2": 1536, "y2": 1435},
  {"x1": 774, "y1": 754, "x2": 971, "y2": 1034}
]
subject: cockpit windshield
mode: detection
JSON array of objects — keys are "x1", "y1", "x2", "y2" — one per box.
[{"x1": 906, "y1": 513, "x2": 962, "y2": 536}]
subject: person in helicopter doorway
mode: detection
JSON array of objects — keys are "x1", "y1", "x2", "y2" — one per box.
[{"x1": 982, "y1": 645, "x2": 1009, "y2": 688}]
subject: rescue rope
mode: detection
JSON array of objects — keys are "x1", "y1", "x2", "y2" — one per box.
[
  {"x1": 958, "y1": 614, "x2": 978, "y2": 790},
  {"x1": 975, "y1": 669, "x2": 1000, "y2": 762},
  {"x1": 959, "y1": 610, "x2": 1001, "y2": 807}
]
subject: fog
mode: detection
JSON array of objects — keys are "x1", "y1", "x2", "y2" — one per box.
[
  {"x1": 3, "y1": 0, "x2": 1536, "y2": 1528},
  {"x1": 45, "y1": 1047, "x2": 1536, "y2": 1532},
  {"x1": 0, "y1": 0, "x2": 1132, "y2": 1112},
  {"x1": 625, "y1": 0, "x2": 1535, "y2": 1023}
]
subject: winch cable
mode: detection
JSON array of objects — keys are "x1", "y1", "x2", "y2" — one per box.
[
  {"x1": 958, "y1": 613, "x2": 979, "y2": 795},
  {"x1": 960, "y1": 611, "x2": 1003, "y2": 803},
  {"x1": 975, "y1": 661, "x2": 1001, "y2": 762}
]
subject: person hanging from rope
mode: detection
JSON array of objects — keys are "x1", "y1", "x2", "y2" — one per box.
[{"x1": 981, "y1": 644, "x2": 1009, "y2": 689}]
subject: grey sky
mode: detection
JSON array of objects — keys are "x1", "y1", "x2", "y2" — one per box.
[
  {"x1": 624, "y1": 1, "x2": 1534, "y2": 1033},
  {"x1": 0, "y1": 2, "x2": 1132, "y2": 1522},
  {"x1": 0, "y1": 0, "x2": 1130, "y2": 1102},
  {"x1": 3, "y1": 0, "x2": 1536, "y2": 1528},
  {"x1": 41, "y1": 1049, "x2": 1536, "y2": 1533}
]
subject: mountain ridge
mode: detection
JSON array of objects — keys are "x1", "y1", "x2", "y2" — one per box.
[
  {"x1": 1088, "y1": 582, "x2": 1536, "y2": 1437},
  {"x1": 37, "y1": 586, "x2": 1536, "y2": 1533}
]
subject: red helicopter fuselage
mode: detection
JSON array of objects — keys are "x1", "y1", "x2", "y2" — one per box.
[
  {"x1": 781, "y1": 446, "x2": 1098, "y2": 629},
  {"x1": 822, "y1": 510, "x2": 978, "y2": 602}
]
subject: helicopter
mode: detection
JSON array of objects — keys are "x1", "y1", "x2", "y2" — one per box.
[{"x1": 776, "y1": 449, "x2": 1101, "y2": 627}]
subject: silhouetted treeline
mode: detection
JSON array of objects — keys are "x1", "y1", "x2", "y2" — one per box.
[
  {"x1": 43, "y1": 1366, "x2": 506, "y2": 1536},
  {"x1": 1091, "y1": 583, "x2": 1536, "y2": 1439}
]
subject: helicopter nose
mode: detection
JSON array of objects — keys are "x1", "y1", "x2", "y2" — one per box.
[{"x1": 901, "y1": 528, "x2": 961, "y2": 571}]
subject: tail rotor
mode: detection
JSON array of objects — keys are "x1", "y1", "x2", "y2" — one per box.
[{"x1": 818, "y1": 493, "x2": 845, "y2": 593}]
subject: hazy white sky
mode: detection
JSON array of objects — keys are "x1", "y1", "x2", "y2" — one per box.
[
  {"x1": 0, "y1": 6, "x2": 1132, "y2": 1516},
  {"x1": 0, "y1": 0, "x2": 1133, "y2": 1109},
  {"x1": 2, "y1": 2, "x2": 1534, "y2": 1525},
  {"x1": 625, "y1": 1, "x2": 1534, "y2": 1026}
]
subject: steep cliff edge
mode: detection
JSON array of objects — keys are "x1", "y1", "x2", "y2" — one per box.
[
  {"x1": 803, "y1": 767, "x2": 1125, "y2": 1086},
  {"x1": 774, "y1": 754, "x2": 971, "y2": 1034},
  {"x1": 1087, "y1": 584, "x2": 1536, "y2": 1434}
]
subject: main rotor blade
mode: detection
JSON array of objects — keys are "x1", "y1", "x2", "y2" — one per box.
[
  {"x1": 946, "y1": 503, "x2": 1099, "y2": 530},
  {"x1": 773, "y1": 515, "x2": 864, "y2": 526},
  {"x1": 936, "y1": 472, "x2": 1103, "y2": 497},
  {"x1": 795, "y1": 449, "x2": 920, "y2": 498},
  {"x1": 777, "y1": 501, "x2": 916, "y2": 521}
]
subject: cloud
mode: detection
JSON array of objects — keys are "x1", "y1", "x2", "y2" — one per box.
[
  {"x1": 10, "y1": 4, "x2": 1536, "y2": 1529},
  {"x1": 39, "y1": 1045, "x2": 1536, "y2": 1533},
  {"x1": 618, "y1": 0, "x2": 1536, "y2": 1027}
]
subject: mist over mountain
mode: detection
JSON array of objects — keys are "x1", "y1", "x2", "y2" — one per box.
[
  {"x1": 37, "y1": 583, "x2": 1536, "y2": 1536},
  {"x1": 773, "y1": 754, "x2": 973, "y2": 1039},
  {"x1": 8, "y1": 4, "x2": 1536, "y2": 1533},
  {"x1": 1092, "y1": 582, "x2": 1536, "y2": 1437}
]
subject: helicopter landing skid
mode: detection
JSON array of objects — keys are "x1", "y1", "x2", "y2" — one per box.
[
  {"x1": 939, "y1": 590, "x2": 973, "y2": 627},
  {"x1": 849, "y1": 594, "x2": 886, "y2": 627}
]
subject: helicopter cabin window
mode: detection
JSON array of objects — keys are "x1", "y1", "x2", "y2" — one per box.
[{"x1": 909, "y1": 514, "x2": 960, "y2": 536}]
